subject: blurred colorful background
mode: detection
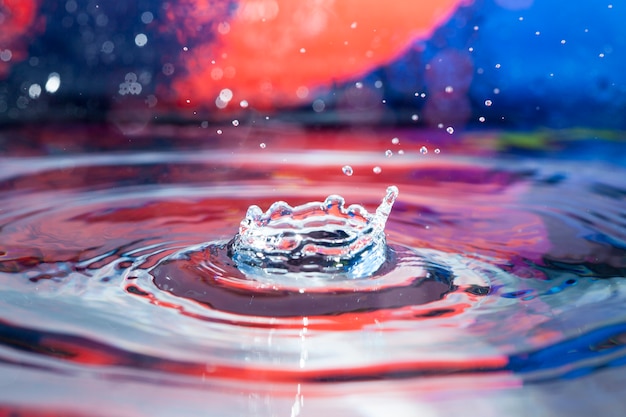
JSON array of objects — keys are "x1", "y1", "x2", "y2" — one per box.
[{"x1": 1, "y1": 0, "x2": 625, "y2": 130}]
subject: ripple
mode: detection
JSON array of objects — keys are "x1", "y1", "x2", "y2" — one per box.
[{"x1": 0, "y1": 148, "x2": 625, "y2": 389}]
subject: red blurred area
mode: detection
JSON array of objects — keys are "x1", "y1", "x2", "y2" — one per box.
[
  {"x1": 0, "y1": 0, "x2": 42, "y2": 78},
  {"x1": 168, "y1": 0, "x2": 468, "y2": 109}
]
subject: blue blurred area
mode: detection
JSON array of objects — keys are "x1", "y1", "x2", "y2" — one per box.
[{"x1": 343, "y1": 0, "x2": 626, "y2": 129}]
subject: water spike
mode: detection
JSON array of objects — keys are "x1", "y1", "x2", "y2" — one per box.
[
  {"x1": 323, "y1": 195, "x2": 345, "y2": 211},
  {"x1": 243, "y1": 205, "x2": 264, "y2": 227},
  {"x1": 375, "y1": 186, "x2": 399, "y2": 225}
]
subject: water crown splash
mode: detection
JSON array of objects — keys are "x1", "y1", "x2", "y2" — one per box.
[{"x1": 230, "y1": 186, "x2": 399, "y2": 279}]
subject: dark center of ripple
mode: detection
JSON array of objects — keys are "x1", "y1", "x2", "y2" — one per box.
[{"x1": 149, "y1": 243, "x2": 456, "y2": 317}]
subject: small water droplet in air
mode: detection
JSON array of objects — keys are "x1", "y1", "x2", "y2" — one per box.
[
  {"x1": 28, "y1": 84, "x2": 42, "y2": 99},
  {"x1": 232, "y1": 120, "x2": 239, "y2": 126},
  {"x1": 479, "y1": 116, "x2": 486, "y2": 122},
  {"x1": 445, "y1": 86, "x2": 454, "y2": 93},
  {"x1": 560, "y1": 39, "x2": 566, "y2": 45},
  {"x1": 350, "y1": 21, "x2": 358, "y2": 29},
  {"x1": 342, "y1": 165, "x2": 353, "y2": 176},
  {"x1": 495, "y1": 63, "x2": 501, "y2": 69},
  {"x1": 385, "y1": 150, "x2": 393, "y2": 157},
  {"x1": 240, "y1": 100, "x2": 249, "y2": 108},
  {"x1": 420, "y1": 146, "x2": 428, "y2": 155},
  {"x1": 217, "y1": 129, "x2": 223, "y2": 135},
  {"x1": 391, "y1": 137, "x2": 400, "y2": 145},
  {"x1": 398, "y1": 150, "x2": 404, "y2": 155},
  {"x1": 312, "y1": 99, "x2": 325, "y2": 112},
  {"x1": 411, "y1": 114, "x2": 419, "y2": 121},
  {"x1": 446, "y1": 127, "x2": 454, "y2": 134},
  {"x1": 300, "y1": 48, "x2": 306, "y2": 53},
  {"x1": 141, "y1": 11, "x2": 154, "y2": 24},
  {"x1": 434, "y1": 148, "x2": 441, "y2": 154},
  {"x1": 485, "y1": 100, "x2": 493, "y2": 107},
  {"x1": 135, "y1": 33, "x2": 148, "y2": 47},
  {"x1": 373, "y1": 166, "x2": 382, "y2": 174},
  {"x1": 259, "y1": 143, "x2": 266, "y2": 149}
]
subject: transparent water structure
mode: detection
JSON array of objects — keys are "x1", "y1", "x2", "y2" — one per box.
[{"x1": 230, "y1": 185, "x2": 398, "y2": 279}]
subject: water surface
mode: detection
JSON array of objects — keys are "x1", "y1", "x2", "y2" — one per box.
[{"x1": 0, "y1": 125, "x2": 625, "y2": 416}]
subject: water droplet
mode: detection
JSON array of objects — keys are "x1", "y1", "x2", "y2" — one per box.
[
  {"x1": 45, "y1": 73, "x2": 61, "y2": 93},
  {"x1": 232, "y1": 120, "x2": 239, "y2": 127},
  {"x1": 342, "y1": 165, "x2": 353, "y2": 176},
  {"x1": 479, "y1": 116, "x2": 486, "y2": 122},
  {"x1": 391, "y1": 137, "x2": 400, "y2": 145},
  {"x1": 445, "y1": 86, "x2": 454, "y2": 93},
  {"x1": 312, "y1": 99, "x2": 325, "y2": 112},
  {"x1": 219, "y1": 89, "x2": 233, "y2": 102},
  {"x1": 420, "y1": 146, "x2": 428, "y2": 155},
  {"x1": 299, "y1": 48, "x2": 306, "y2": 53},
  {"x1": 141, "y1": 11, "x2": 154, "y2": 24},
  {"x1": 434, "y1": 148, "x2": 441, "y2": 154},
  {"x1": 134, "y1": 33, "x2": 148, "y2": 47},
  {"x1": 28, "y1": 84, "x2": 42, "y2": 99},
  {"x1": 398, "y1": 150, "x2": 405, "y2": 155},
  {"x1": 446, "y1": 127, "x2": 454, "y2": 134},
  {"x1": 216, "y1": 129, "x2": 223, "y2": 135},
  {"x1": 373, "y1": 166, "x2": 382, "y2": 174},
  {"x1": 259, "y1": 143, "x2": 266, "y2": 149},
  {"x1": 385, "y1": 150, "x2": 393, "y2": 157},
  {"x1": 240, "y1": 100, "x2": 249, "y2": 108},
  {"x1": 485, "y1": 100, "x2": 493, "y2": 107},
  {"x1": 411, "y1": 114, "x2": 419, "y2": 121},
  {"x1": 350, "y1": 21, "x2": 358, "y2": 29}
]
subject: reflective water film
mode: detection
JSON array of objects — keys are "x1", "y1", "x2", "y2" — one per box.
[{"x1": 0, "y1": 127, "x2": 624, "y2": 416}]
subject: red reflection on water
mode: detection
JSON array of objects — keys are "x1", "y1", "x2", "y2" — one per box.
[
  {"x1": 0, "y1": 0, "x2": 42, "y2": 78},
  {"x1": 166, "y1": 0, "x2": 468, "y2": 108}
]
